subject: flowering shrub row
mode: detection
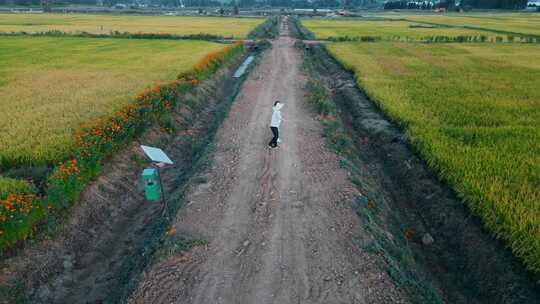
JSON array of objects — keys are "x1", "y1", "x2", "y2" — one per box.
[{"x1": 0, "y1": 42, "x2": 244, "y2": 251}]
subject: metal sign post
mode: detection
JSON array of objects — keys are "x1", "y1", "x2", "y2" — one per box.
[{"x1": 140, "y1": 145, "x2": 174, "y2": 218}]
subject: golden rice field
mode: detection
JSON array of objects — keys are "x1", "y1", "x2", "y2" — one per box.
[
  {"x1": 403, "y1": 14, "x2": 540, "y2": 37},
  {"x1": 0, "y1": 13, "x2": 264, "y2": 38},
  {"x1": 326, "y1": 41, "x2": 540, "y2": 274},
  {"x1": 302, "y1": 19, "x2": 491, "y2": 40},
  {"x1": 0, "y1": 36, "x2": 226, "y2": 167}
]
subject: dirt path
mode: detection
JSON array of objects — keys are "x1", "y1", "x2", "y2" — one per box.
[{"x1": 130, "y1": 18, "x2": 404, "y2": 304}]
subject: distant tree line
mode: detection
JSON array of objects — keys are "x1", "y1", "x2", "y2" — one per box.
[
  {"x1": 0, "y1": 0, "x2": 222, "y2": 7},
  {"x1": 236, "y1": 0, "x2": 377, "y2": 8},
  {"x1": 0, "y1": 0, "x2": 383, "y2": 8},
  {"x1": 460, "y1": 0, "x2": 528, "y2": 9},
  {"x1": 0, "y1": 0, "x2": 103, "y2": 6},
  {"x1": 183, "y1": 0, "x2": 221, "y2": 6},
  {"x1": 383, "y1": 0, "x2": 529, "y2": 9},
  {"x1": 3, "y1": 0, "x2": 527, "y2": 9},
  {"x1": 0, "y1": 0, "x2": 40, "y2": 5},
  {"x1": 383, "y1": 1, "x2": 434, "y2": 9}
]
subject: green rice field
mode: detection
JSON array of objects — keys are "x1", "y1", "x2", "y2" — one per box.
[
  {"x1": 325, "y1": 40, "x2": 540, "y2": 274},
  {"x1": 0, "y1": 13, "x2": 264, "y2": 38},
  {"x1": 404, "y1": 14, "x2": 540, "y2": 37}
]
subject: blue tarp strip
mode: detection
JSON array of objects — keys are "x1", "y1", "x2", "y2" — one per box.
[{"x1": 233, "y1": 56, "x2": 255, "y2": 78}]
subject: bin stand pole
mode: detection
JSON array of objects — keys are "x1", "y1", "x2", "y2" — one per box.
[{"x1": 154, "y1": 163, "x2": 169, "y2": 219}]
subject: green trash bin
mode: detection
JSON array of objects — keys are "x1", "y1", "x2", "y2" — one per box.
[{"x1": 142, "y1": 168, "x2": 161, "y2": 202}]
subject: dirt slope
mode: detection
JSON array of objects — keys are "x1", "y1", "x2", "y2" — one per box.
[{"x1": 130, "y1": 18, "x2": 404, "y2": 304}]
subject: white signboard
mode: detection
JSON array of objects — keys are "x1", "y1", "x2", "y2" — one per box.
[{"x1": 140, "y1": 145, "x2": 173, "y2": 165}]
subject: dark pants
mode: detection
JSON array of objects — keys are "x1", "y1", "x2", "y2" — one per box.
[{"x1": 269, "y1": 127, "x2": 279, "y2": 147}]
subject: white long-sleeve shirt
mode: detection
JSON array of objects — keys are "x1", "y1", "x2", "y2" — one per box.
[{"x1": 270, "y1": 109, "x2": 282, "y2": 128}]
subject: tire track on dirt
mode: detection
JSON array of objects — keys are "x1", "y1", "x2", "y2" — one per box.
[{"x1": 130, "y1": 17, "x2": 404, "y2": 304}]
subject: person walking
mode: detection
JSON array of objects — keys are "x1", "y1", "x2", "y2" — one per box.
[{"x1": 268, "y1": 101, "x2": 283, "y2": 148}]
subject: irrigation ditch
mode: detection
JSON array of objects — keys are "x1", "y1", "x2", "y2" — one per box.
[
  {"x1": 0, "y1": 40, "x2": 268, "y2": 304},
  {"x1": 292, "y1": 17, "x2": 540, "y2": 303}
]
